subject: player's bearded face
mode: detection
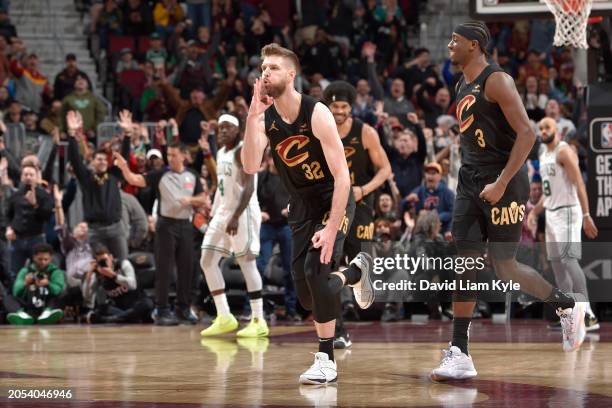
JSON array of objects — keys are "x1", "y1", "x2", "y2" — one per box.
[
  {"x1": 263, "y1": 78, "x2": 287, "y2": 99},
  {"x1": 262, "y1": 57, "x2": 295, "y2": 99},
  {"x1": 329, "y1": 101, "x2": 351, "y2": 125},
  {"x1": 539, "y1": 121, "x2": 557, "y2": 144}
]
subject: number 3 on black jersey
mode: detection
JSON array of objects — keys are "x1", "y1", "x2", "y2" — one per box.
[{"x1": 475, "y1": 129, "x2": 486, "y2": 148}]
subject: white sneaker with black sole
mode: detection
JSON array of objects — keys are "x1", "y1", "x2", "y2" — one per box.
[
  {"x1": 348, "y1": 252, "x2": 374, "y2": 309},
  {"x1": 431, "y1": 346, "x2": 477, "y2": 381},
  {"x1": 299, "y1": 352, "x2": 337, "y2": 385},
  {"x1": 557, "y1": 303, "x2": 586, "y2": 351}
]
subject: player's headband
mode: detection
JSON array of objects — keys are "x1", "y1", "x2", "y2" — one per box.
[
  {"x1": 454, "y1": 22, "x2": 491, "y2": 54},
  {"x1": 218, "y1": 114, "x2": 239, "y2": 127}
]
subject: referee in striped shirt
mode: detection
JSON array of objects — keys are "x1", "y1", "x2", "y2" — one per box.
[{"x1": 114, "y1": 142, "x2": 209, "y2": 326}]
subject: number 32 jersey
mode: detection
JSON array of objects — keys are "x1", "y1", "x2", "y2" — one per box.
[{"x1": 265, "y1": 94, "x2": 335, "y2": 200}]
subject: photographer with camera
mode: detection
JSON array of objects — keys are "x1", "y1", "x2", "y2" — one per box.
[
  {"x1": 7, "y1": 243, "x2": 65, "y2": 325},
  {"x1": 82, "y1": 244, "x2": 153, "y2": 324}
]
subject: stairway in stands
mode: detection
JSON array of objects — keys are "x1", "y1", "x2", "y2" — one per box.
[
  {"x1": 418, "y1": 0, "x2": 471, "y2": 63},
  {"x1": 9, "y1": 0, "x2": 98, "y2": 90}
]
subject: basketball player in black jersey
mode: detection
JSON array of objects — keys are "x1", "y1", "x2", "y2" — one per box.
[
  {"x1": 241, "y1": 44, "x2": 374, "y2": 385},
  {"x1": 431, "y1": 21, "x2": 586, "y2": 381},
  {"x1": 322, "y1": 81, "x2": 391, "y2": 349}
]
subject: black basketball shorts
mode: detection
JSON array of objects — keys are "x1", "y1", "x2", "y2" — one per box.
[
  {"x1": 343, "y1": 201, "x2": 374, "y2": 261},
  {"x1": 452, "y1": 165, "x2": 529, "y2": 260},
  {"x1": 290, "y1": 197, "x2": 355, "y2": 276}
]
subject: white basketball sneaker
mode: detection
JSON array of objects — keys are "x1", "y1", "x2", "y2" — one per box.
[
  {"x1": 299, "y1": 352, "x2": 338, "y2": 385},
  {"x1": 348, "y1": 252, "x2": 374, "y2": 309},
  {"x1": 430, "y1": 346, "x2": 477, "y2": 381},
  {"x1": 557, "y1": 303, "x2": 586, "y2": 352}
]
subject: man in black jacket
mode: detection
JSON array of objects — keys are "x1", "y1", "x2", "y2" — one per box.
[
  {"x1": 66, "y1": 110, "x2": 131, "y2": 261},
  {"x1": 5, "y1": 164, "x2": 54, "y2": 282}
]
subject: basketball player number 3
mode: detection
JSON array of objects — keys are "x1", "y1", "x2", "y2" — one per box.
[
  {"x1": 302, "y1": 161, "x2": 324, "y2": 180},
  {"x1": 475, "y1": 129, "x2": 486, "y2": 148}
]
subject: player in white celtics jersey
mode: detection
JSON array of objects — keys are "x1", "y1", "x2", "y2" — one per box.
[
  {"x1": 528, "y1": 117, "x2": 600, "y2": 332},
  {"x1": 200, "y1": 114, "x2": 267, "y2": 338}
]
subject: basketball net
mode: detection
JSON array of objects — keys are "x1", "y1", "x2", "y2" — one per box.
[{"x1": 543, "y1": 0, "x2": 593, "y2": 48}]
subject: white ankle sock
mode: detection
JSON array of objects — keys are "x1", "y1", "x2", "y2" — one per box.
[
  {"x1": 250, "y1": 298, "x2": 263, "y2": 320},
  {"x1": 213, "y1": 293, "x2": 231, "y2": 316}
]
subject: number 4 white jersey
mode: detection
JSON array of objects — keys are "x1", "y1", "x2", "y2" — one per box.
[
  {"x1": 211, "y1": 141, "x2": 259, "y2": 216},
  {"x1": 540, "y1": 141, "x2": 579, "y2": 210},
  {"x1": 203, "y1": 142, "x2": 261, "y2": 257}
]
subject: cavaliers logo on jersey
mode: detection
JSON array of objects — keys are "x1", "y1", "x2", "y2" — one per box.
[
  {"x1": 456, "y1": 94, "x2": 476, "y2": 133},
  {"x1": 275, "y1": 135, "x2": 310, "y2": 167}
]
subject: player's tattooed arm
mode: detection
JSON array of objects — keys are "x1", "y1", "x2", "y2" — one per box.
[{"x1": 480, "y1": 71, "x2": 535, "y2": 205}]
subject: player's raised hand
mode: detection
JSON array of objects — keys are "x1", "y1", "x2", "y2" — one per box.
[
  {"x1": 583, "y1": 214, "x2": 598, "y2": 239},
  {"x1": 312, "y1": 225, "x2": 336, "y2": 264},
  {"x1": 248, "y1": 78, "x2": 273, "y2": 117}
]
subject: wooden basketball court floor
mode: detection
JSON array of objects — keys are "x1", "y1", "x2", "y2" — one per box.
[{"x1": 1, "y1": 320, "x2": 611, "y2": 407}]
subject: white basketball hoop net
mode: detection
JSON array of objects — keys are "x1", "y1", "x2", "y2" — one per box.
[{"x1": 543, "y1": 0, "x2": 593, "y2": 48}]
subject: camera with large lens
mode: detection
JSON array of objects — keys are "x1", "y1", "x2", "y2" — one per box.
[
  {"x1": 97, "y1": 258, "x2": 108, "y2": 268},
  {"x1": 35, "y1": 271, "x2": 46, "y2": 280}
]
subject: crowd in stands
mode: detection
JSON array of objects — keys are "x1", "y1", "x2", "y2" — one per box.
[{"x1": 0, "y1": 0, "x2": 611, "y2": 325}]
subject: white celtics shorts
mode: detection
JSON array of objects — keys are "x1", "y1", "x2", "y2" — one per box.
[
  {"x1": 201, "y1": 206, "x2": 261, "y2": 257},
  {"x1": 545, "y1": 204, "x2": 582, "y2": 260}
]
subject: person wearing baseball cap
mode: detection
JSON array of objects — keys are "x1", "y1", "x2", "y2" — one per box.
[
  {"x1": 403, "y1": 161, "x2": 454, "y2": 237},
  {"x1": 145, "y1": 148, "x2": 165, "y2": 171}
]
